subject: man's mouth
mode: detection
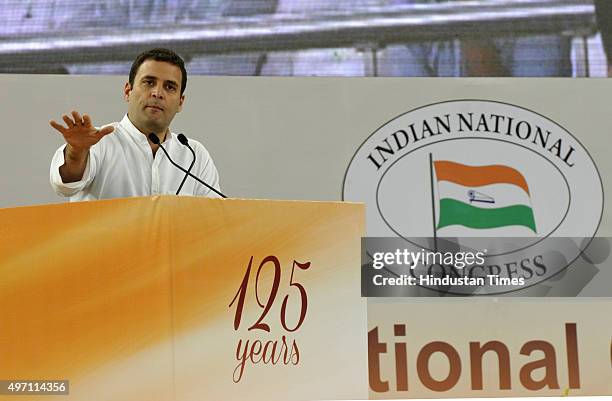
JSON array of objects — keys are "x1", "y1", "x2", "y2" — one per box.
[{"x1": 146, "y1": 105, "x2": 164, "y2": 111}]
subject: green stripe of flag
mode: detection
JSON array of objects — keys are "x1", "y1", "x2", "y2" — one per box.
[{"x1": 437, "y1": 198, "x2": 536, "y2": 232}]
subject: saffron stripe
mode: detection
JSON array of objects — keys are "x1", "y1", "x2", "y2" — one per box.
[
  {"x1": 437, "y1": 198, "x2": 536, "y2": 232},
  {"x1": 434, "y1": 161, "x2": 531, "y2": 195}
]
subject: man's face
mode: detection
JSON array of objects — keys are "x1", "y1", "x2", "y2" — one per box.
[{"x1": 124, "y1": 59, "x2": 184, "y2": 135}]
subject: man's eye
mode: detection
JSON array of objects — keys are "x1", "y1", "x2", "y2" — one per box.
[{"x1": 166, "y1": 85, "x2": 176, "y2": 91}]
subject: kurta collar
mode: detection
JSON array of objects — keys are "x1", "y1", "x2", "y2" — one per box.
[{"x1": 120, "y1": 114, "x2": 173, "y2": 145}]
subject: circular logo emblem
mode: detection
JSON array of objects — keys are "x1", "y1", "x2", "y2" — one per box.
[{"x1": 343, "y1": 100, "x2": 604, "y2": 295}]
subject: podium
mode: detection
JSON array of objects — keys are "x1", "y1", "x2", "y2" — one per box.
[{"x1": 0, "y1": 196, "x2": 366, "y2": 401}]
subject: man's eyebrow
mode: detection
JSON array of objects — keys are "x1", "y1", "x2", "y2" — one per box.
[{"x1": 164, "y1": 79, "x2": 179, "y2": 87}]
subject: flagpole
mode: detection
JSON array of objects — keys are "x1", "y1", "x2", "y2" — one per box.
[{"x1": 429, "y1": 153, "x2": 438, "y2": 251}]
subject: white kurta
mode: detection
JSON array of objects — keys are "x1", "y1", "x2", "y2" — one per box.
[{"x1": 50, "y1": 115, "x2": 221, "y2": 201}]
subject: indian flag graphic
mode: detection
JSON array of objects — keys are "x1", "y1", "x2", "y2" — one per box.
[{"x1": 433, "y1": 160, "x2": 537, "y2": 232}]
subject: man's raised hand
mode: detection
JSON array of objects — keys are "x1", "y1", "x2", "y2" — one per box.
[{"x1": 50, "y1": 111, "x2": 114, "y2": 150}]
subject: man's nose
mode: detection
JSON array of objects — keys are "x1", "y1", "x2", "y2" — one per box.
[{"x1": 151, "y1": 84, "x2": 164, "y2": 99}]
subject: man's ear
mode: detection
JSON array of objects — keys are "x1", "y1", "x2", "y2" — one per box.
[
  {"x1": 178, "y1": 94, "x2": 185, "y2": 113},
  {"x1": 124, "y1": 82, "x2": 132, "y2": 102}
]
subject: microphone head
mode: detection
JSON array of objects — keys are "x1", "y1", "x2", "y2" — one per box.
[
  {"x1": 177, "y1": 134, "x2": 189, "y2": 146},
  {"x1": 148, "y1": 133, "x2": 160, "y2": 145}
]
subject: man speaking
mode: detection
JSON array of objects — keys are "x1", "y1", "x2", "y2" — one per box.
[{"x1": 49, "y1": 48, "x2": 222, "y2": 201}]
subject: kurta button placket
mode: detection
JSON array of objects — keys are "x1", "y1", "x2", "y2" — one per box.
[{"x1": 151, "y1": 145, "x2": 163, "y2": 195}]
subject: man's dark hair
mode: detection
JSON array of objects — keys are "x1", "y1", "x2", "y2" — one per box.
[{"x1": 129, "y1": 48, "x2": 187, "y2": 95}]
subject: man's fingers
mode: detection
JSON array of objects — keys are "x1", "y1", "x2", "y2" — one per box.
[
  {"x1": 71, "y1": 111, "x2": 84, "y2": 126},
  {"x1": 49, "y1": 120, "x2": 67, "y2": 134},
  {"x1": 53, "y1": 112, "x2": 111, "y2": 147},
  {"x1": 82, "y1": 114, "x2": 93, "y2": 127},
  {"x1": 62, "y1": 115, "x2": 75, "y2": 127},
  {"x1": 97, "y1": 126, "x2": 115, "y2": 137}
]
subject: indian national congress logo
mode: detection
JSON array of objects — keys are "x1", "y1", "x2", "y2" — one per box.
[{"x1": 343, "y1": 100, "x2": 604, "y2": 295}]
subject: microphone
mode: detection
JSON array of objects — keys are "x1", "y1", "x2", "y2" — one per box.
[
  {"x1": 175, "y1": 134, "x2": 195, "y2": 195},
  {"x1": 148, "y1": 133, "x2": 227, "y2": 198}
]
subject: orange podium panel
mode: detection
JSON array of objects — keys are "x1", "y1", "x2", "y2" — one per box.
[{"x1": 0, "y1": 196, "x2": 366, "y2": 401}]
